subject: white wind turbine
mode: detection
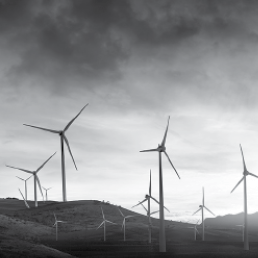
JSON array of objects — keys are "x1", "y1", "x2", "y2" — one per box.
[
  {"x1": 192, "y1": 187, "x2": 215, "y2": 241},
  {"x1": 53, "y1": 212, "x2": 66, "y2": 241},
  {"x1": 18, "y1": 188, "x2": 30, "y2": 209},
  {"x1": 117, "y1": 207, "x2": 137, "y2": 241},
  {"x1": 97, "y1": 206, "x2": 116, "y2": 242},
  {"x1": 187, "y1": 220, "x2": 200, "y2": 240},
  {"x1": 236, "y1": 224, "x2": 244, "y2": 242},
  {"x1": 6, "y1": 152, "x2": 56, "y2": 207},
  {"x1": 16, "y1": 175, "x2": 33, "y2": 200},
  {"x1": 230, "y1": 144, "x2": 258, "y2": 251},
  {"x1": 140, "y1": 116, "x2": 180, "y2": 252},
  {"x1": 132, "y1": 170, "x2": 169, "y2": 243},
  {"x1": 23, "y1": 104, "x2": 88, "y2": 202},
  {"x1": 43, "y1": 186, "x2": 52, "y2": 201}
]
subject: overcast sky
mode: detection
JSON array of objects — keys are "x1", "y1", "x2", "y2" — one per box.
[{"x1": 1, "y1": 0, "x2": 258, "y2": 223}]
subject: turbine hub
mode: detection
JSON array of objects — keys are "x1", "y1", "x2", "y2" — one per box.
[
  {"x1": 158, "y1": 145, "x2": 166, "y2": 152},
  {"x1": 199, "y1": 205, "x2": 202, "y2": 208},
  {"x1": 145, "y1": 194, "x2": 149, "y2": 199}
]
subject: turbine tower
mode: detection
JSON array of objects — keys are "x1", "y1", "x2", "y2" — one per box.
[
  {"x1": 192, "y1": 187, "x2": 215, "y2": 241},
  {"x1": 97, "y1": 206, "x2": 116, "y2": 242},
  {"x1": 6, "y1": 152, "x2": 56, "y2": 207},
  {"x1": 16, "y1": 175, "x2": 32, "y2": 200},
  {"x1": 43, "y1": 186, "x2": 52, "y2": 201},
  {"x1": 132, "y1": 170, "x2": 169, "y2": 243},
  {"x1": 23, "y1": 104, "x2": 88, "y2": 202},
  {"x1": 117, "y1": 207, "x2": 137, "y2": 241},
  {"x1": 53, "y1": 212, "x2": 66, "y2": 241},
  {"x1": 230, "y1": 144, "x2": 258, "y2": 251},
  {"x1": 140, "y1": 116, "x2": 180, "y2": 252}
]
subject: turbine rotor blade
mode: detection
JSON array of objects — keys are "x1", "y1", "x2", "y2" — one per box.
[
  {"x1": 118, "y1": 207, "x2": 124, "y2": 217},
  {"x1": 35, "y1": 174, "x2": 44, "y2": 199},
  {"x1": 161, "y1": 116, "x2": 170, "y2": 147},
  {"x1": 192, "y1": 208, "x2": 202, "y2": 216},
  {"x1": 140, "y1": 203, "x2": 148, "y2": 213},
  {"x1": 140, "y1": 148, "x2": 159, "y2": 152},
  {"x1": 248, "y1": 172, "x2": 258, "y2": 179},
  {"x1": 134, "y1": 198, "x2": 148, "y2": 207},
  {"x1": 125, "y1": 215, "x2": 136, "y2": 219},
  {"x1": 36, "y1": 152, "x2": 56, "y2": 172},
  {"x1": 53, "y1": 212, "x2": 57, "y2": 221},
  {"x1": 6, "y1": 165, "x2": 33, "y2": 174},
  {"x1": 23, "y1": 124, "x2": 60, "y2": 134},
  {"x1": 204, "y1": 206, "x2": 215, "y2": 216},
  {"x1": 150, "y1": 210, "x2": 159, "y2": 215},
  {"x1": 239, "y1": 144, "x2": 247, "y2": 172},
  {"x1": 231, "y1": 176, "x2": 244, "y2": 193},
  {"x1": 97, "y1": 221, "x2": 104, "y2": 230},
  {"x1": 164, "y1": 151, "x2": 180, "y2": 179},
  {"x1": 64, "y1": 104, "x2": 89, "y2": 132},
  {"x1": 63, "y1": 135, "x2": 77, "y2": 170},
  {"x1": 18, "y1": 188, "x2": 30, "y2": 208},
  {"x1": 196, "y1": 228, "x2": 200, "y2": 234},
  {"x1": 26, "y1": 175, "x2": 33, "y2": 181},
  {"x1": 150, "y1": 196, "x2": 160, "y2": 205},
  {"x1": 101, "y1": 206, "x2": 105, "y2": 220},
  {"x1": 16, "y1": 176, "x2": 25, "y2": 181},
  {"x1": 105, "y1": 220, "x2": 116, "y2": 225}
]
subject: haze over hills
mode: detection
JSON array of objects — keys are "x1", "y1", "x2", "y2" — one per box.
[{"x1": 205, "y1": 212, "x2": 258, "y2": 230}]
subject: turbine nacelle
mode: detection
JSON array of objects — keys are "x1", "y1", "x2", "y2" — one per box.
[
  {"x1": 157, "y1": 144, "x2": 166, "y2": 152},
  {"x1": 199, "y1": 205, "x2": 203, "y2": 208}
]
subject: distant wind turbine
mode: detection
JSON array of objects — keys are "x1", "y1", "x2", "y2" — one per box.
[
  {"x1": 18, "y1": 188, "x2": 30, "y2": 209},
  {"x1": 192, "y1": 187, "x2": 215, "y2": 241},
  {"x1": 6, "y1": 152, "x2": 56, "y2": 207},
  {"x1": 132, "y1": 170, "x2": 169, "y2": 243},
  {"x1": 23, "y1": 104, "x2": 88, "y2": 202},
  {"x1": 117, "y1": 207, "x2": 137, "y2": 241},
  {"x1": 140, "y1": 116, "x2": 180, "y2": 252},
  {"x1": 236, "y1": 224, "x2": 244, "y2": 242},
  {"x1": 53, "y1": 212, "x2": 66, "y2": 241},
  {"x1": 16, "y1": 175, "x2": 32, "y2": 200},
  {"x1": 97, "y1": 206, "x2": 116, "y2": 242},
  {"x1": 43, "y1": 186, "x2": 52, "y2": 201},
  {"x1": 187, "y1": 220, "x2": 200, "y2": 240},
  {"x1": 230, "y1": 144, "x2": 258, "y2": 251}
]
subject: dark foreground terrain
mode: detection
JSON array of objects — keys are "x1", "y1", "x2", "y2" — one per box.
[
  {"x1": 43, "y1": 240, "x2": 258, "y2": 258},
  {"x1": 1, "y1": 199, "x2": 258, "y2": 257}
]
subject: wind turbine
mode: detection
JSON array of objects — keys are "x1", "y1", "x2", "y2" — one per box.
[
  {"x1": 53, "y1": 212, "x2": 66, "y2": 241},
  {"x1": 140, "y1": 116, "x2": 180, "y2": 252},
  {"x1": 192, "y1": 187, "x2": 215, "y2": 241},
  {"x1": 236, "y1": 224, "x2": 244, "y2": 242},
  {"x1": 6, "y1": 152, "x2": 56, "y2": 207},
  {"x1": 97, "y1": 206, "x2": 116, "y2": 242},
  {"x1": 117, "y1": 207, "x2": 137, "y2": 241},
  {"x1": 132, "y1": 170, "x2": 169, "y2": 243},
  {"x1": 230, "y1": 144, "x2": 258, "y2": 251},
  {"x1": 43, "y1": 186, "x2": 52, "y2": 201},
  {"x1": 187, "y1": 220, "x2": 200, "y2": 240},
  {"x1": 23, "y1": 104, "x2": 88, "y2": 202},
  {"x1": 16, "y1": 175, "x2": 32, "y2": 200},
  {"x1": 18, "y1": 188, "x2": 30, "y2": 209}
]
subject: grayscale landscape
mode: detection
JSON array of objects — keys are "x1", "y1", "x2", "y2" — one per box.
[{"x1": 2, "y1": 0, "x2": 258, "y2": 257}]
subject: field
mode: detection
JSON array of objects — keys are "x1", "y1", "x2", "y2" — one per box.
[{"x1": 0, "y1": 198, "x2": 258, "y2": 257}]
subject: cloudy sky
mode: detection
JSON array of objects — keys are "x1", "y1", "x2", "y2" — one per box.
[{"x1": 1, "y1": 0, "x2": 258, "y2": 223}]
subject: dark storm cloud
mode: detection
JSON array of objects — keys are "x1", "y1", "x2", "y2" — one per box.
[{"x1": 2, "y1": 0, "x2": 258, "y2": 107}]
